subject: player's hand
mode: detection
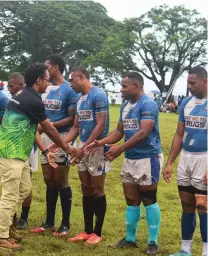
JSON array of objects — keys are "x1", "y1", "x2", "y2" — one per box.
[
  {"x1": 202, "y1": 171, "x2": 208, "y2": 185},
  {"x1": 163, "y1": 164, "x2": 172, "y2": 183},
  {"x1": 104, "y1": 145, "x2": 122, "y2": 162},
  {"x1": 70, "y1": 148, "x2": 84, "y2": 165},
  {"x1": 49, "y1": 142, "x2": 72, "y2": 153},
  {"x1": 48, "y1": 142, "x2": 61, "y2": 153},
  {"x1": 46, "y1": 152, "x2": 58, "y2": 168},
  {"x1": 66, "y1": 145, "x2": 77, "y2": 158},
  {"x1": 84, "y1": 140, "x2": 101, "y2": 155}
]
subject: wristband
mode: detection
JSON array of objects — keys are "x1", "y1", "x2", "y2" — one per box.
[{"x1": 42, "y1": 149, "x2": 49, "y2": 156}]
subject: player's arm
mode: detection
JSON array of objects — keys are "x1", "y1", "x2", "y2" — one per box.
[
  {"x1": 35, "y1": 131, "x2": 47, "y2": 151},
  {"x1": 119, "y1": 119, "x2": 154, "y2": 152},
  {"x1": 63, "y1": 115, "x2": 79, "y2": 143},
  {"x1": 81, "y1": 110, "x2": 108, "y2": 149},
  {"x1": 52, "y1": 107, "x2": 75, "y2": 129},
  {"x1": 165, "y1": 122, "x2": 184, "y2": 166},
  {"x1": 39, "y1": 119, "x2": 76, "y2": 156},
  {"x1": 104, "y1": 101, "x2": 158, "y2": 161},
  {"x1": 35, "y1": 131, "x2": 58, "y2": 168},
  {"x1": 84, "y1": 122, "x2": 124, "y2": 155},
  {"x1": 99, "y1": 122, "x2": 124, "y2": 145},
  {"x1": 71, "y1": 110, "x2": 107, "y2": 164}
]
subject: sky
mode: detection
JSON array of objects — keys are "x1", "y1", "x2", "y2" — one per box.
[{"x1": 95, "y1": 0, "x2": 207, "y2": 95}]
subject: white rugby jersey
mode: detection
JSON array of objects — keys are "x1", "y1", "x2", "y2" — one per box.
[{"x1": 179, "y1": 96, "x2": 207, "y2": 152}]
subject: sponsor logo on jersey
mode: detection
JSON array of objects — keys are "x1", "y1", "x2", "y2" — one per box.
[
  {"x1": 78, "y1": 110, "x2": 93, "y2": 121},
  {"x1": 123, "y1": 119, "x2": 139, "y2": 130},
  {"x1": 185, "y1": 115, "x2": 207, "y2": 129},
  {"x1": 43, "y1": 99, "x2": 62, "y2": 111}
]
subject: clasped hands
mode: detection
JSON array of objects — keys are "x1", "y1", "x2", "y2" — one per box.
[
  {"x1": 48, "y1": 140, "x2": 123, "y2": 167},
  {"x1": 48, "y1": 143, "x2": 84, "y2": 166}
]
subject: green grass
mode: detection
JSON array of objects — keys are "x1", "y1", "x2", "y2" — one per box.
[{"x1": 1, "y1": 105, "x2": 202, "y2": 256}]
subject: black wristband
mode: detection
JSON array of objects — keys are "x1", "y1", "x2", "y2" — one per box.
[{"x1": 42, "y1": 149, "x2": 49, "y2": 156}]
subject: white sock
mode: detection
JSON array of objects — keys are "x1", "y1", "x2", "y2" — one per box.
[
  {"x1": 202, "y1": 242, "x2": 208, "y2": 256},
  {"x1": 181, "y1": 240, "x2": 192, "y2": 253}
]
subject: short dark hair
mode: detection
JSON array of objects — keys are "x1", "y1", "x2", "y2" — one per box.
[
  {"x1": 8, "y1": 72, "x2": 24, "y2": 83},
  {"x1": 189, "y1": 66, "x2": 207, "y2": 80},
  {"x1": 71, "y1": 66, "x2": 90, "y2": 79},
  {"x1": 123, "y1": 71, "x2": 144, "y2": 86},
  {"x1": 46, "y1": 54, "x2": 65, "y2": 74},
  {"x1": 24, "y1": 62, "x2": 48, "y2": 87}
]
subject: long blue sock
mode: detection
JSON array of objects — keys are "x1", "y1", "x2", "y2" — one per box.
[
  {"x1": 145, "y1": 202, "x2": 160, "y2": 244},
  {"x1": 181, "y1": 213, "x2": 196, "y2": 253},
  {"x1": 198, "y1": 213, "x2": 207, "y2": 243},
  {"x1": 181, "y1": 212, "x2": 196, "y2": 240},
  {"x1": 126, "y1": 205, "x2": 141, "y2": 242}
]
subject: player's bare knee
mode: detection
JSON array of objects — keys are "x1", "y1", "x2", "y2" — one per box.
[
  {"x1": 124, "y1": 193, "x2": 138, "y2": 206},
  {"x1": 91, "y1": 184, "x2": 104, "y2": 197},
  {"x1": 196, "y1": 203, "x2": 207, "y2": 214},
  {"x1": 44, "y1": 178, "x2": 55, "y2": 187},
  {"x1": 81, "y1": 182, "x2": 92, "y2": 196},
  {"x1": 196, "y1": 194, "x2": 207, "y2": 214},
  {"x1": 55, "y1": 181, "x2": 67, "y2": 190},
  {"x1": 181, "y1": 199, "x2": 195, "y2": 212}
]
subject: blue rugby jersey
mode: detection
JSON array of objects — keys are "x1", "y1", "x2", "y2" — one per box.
[
  {"x1": 179, "y1": 96, "x2": 207, "y2": 152},
  {"x1": 119, "y1": 94, "x2": 162, "y2": 159},
  {"x1": 76, "y1": 86, "x2": 109, "y2": 142},
  {"x1": 42, "y1": 80, "x2": 79, "y2": 133}
]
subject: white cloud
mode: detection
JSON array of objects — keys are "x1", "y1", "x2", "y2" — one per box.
[
  {"x1": 96, "y1": 0, "x2": 207, "y2": 20},
  {"x1": 95, "y1": 0, "x2": 206, "y2": 95}
]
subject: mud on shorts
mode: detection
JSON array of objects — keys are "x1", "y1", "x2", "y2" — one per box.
[
  {"x1": 77, "y1": 141, "x2": 111, "y2": 176},
  {"x1": 121, "y1": 153, "x2": 164, "y2": 185},
  {"x1": 177, "y1": 150, "x2": 207, "y2": 191}
]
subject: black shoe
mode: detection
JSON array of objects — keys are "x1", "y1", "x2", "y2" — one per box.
[
  {"x1": 146, "y1": 241, "x2": 159, "y2": 255},
  {"x1": 53, "y1": 226, "x2": 70, "y2": 237},
  {"x1": 15, "y1": 219, "x2": 28, "y2": 230},
  {"x1": 109, "y1": 238, "x2": 138, "y2": 248}
]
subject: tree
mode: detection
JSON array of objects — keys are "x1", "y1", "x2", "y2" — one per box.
[
  {"x1": 84, "y1": 5, "x2": 207, "y2": 92},
  {"x1": 0, "y1": 1, "x2": 115, "y2": 75}
]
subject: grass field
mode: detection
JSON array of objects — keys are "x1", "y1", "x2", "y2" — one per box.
[{"x1": 1, "y1": 105, "x2": 202, "y2": 256}]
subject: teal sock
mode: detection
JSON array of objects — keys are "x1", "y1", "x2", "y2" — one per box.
[
  {"x1": 126, "y1": 205, "x2": 141, "y2": 242},
  {"x1": 145, "y1": 202, "x2": 161, "y2": 244}
]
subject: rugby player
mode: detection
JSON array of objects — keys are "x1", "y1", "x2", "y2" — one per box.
[
  {"x1": 31, "y1": 55, "x2": 79, "y2": 237},
  {"x1": 85, "y1": 71, "x2": 163, "y2": 254},
  {"x1": 51, "y1": 66, "x2": 111, "y2": 245},
  {"x1": 163, "y1": 66, "x2": 207, "y2": 256}
]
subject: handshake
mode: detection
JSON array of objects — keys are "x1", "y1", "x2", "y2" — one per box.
[
  {"x1": 46, "y1": 140, "x2": 102, "y2": 168},
  {"x1": 45, "y1": 140, "x2": 121, "y2": 169}
]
